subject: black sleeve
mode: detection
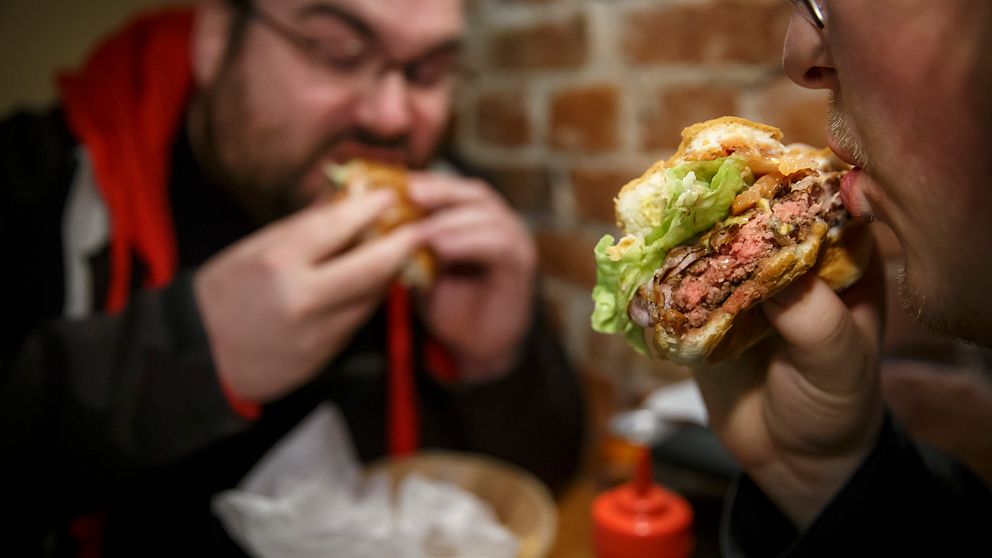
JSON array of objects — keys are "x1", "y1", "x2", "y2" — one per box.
[
  {"x1": 0, "y1": 273, "x2": 251, "y2": 521},
  {"x1": 721, "y1": 412, "x2": 992, "y2": 557},
  {"x1": 0, "y1": 109, "x2": 253, "y2": 523},
  {"x1": 438, "y1": 301, "x2": 588, "y2": 494}
]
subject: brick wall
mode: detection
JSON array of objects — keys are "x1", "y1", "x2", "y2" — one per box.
[{"x1": 452, "y1": 0, "x2": 971, "y2": 405}]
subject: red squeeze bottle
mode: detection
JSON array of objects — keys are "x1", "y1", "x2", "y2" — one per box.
[{"x1": 592, "y1": 445, "x2": 694, "y2": 558}]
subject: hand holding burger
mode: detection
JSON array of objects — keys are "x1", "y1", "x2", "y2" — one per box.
[
  {"x1": 332, "y1": 160, "x2": 538, "y2": 381},
  {"x1": 593, "y1": 117, "x2": 886, "y2": 528}
]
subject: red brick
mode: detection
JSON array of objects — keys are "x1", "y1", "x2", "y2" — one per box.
[
  {"x1": 482, "y1": 165, "x2": 552, "y2": 213},
  {"x1": 550, "y1": 85, "x2": 620, "y2": 153},
  {"x1": 570, "y1": 167, "x2": 641, "y2": 224},
  {"x1": 489, "y1": 15, "x2": 588, "y2": 71},
  {"x1": 750, "y1": 75, "x2": 831, "y2": 147},
  {"x1": 642, "y1": 84, "x2": 740, "y2": 152},
  {"x1": 623, "y1": 1, "x2": 791, "y2": 66},
  {"x1": 535, "y1": 228, "x2": 600, "y2": 288},
  {"x1": 476, "y1": 90, "x2": 531, "y2": 146}
]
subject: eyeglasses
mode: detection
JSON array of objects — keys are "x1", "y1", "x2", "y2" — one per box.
[
  {"x1": 244, "y1": 2, "x2": 463, "y2": 91},
  {"x1": 791, "y1": 0, "x2": 826, "y2": 29}
]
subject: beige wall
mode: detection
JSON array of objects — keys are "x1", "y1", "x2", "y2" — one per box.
[{"x1": 0, "y1": 0, "x2": 190, "y2": 114}]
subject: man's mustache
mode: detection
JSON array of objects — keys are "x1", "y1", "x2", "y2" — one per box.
[
  {"x1": 828, "y1": 96, "x2": 871, "y2": 172},
  {"x1": 331, "y1": 128, "x2": 410, "y2": 152}
]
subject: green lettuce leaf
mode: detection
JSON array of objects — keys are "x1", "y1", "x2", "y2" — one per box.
[{"x1": 590, "y1": 156, "x2": 752, "y2": 354}]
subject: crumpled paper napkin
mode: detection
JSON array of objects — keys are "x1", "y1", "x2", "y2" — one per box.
[{"x1": 212, "y1": 404, "x2": 519, "y2": 558}]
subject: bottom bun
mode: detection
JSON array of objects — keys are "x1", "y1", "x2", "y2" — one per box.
[{"x1": 645, "y1": 221, "x2": 873, "y2": 365}]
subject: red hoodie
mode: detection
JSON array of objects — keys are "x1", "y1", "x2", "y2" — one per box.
[{"x1": 59, "y1": 8, "x2": 191, "y2": 314}]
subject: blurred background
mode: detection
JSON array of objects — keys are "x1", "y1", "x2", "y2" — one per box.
[{"x1": 5, "y1": 0, "x2": 992, "y2": 556}]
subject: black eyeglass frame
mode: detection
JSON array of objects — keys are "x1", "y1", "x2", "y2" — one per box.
[
  {"x1": 246, "y1": 3, "x2": 362, "y2": 68},
  {"x1": 231, "y1": 0, "x2": 467, "y2": 89}
]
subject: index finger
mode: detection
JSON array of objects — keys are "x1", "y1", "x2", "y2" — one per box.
[
  {"x1": 407, "y1": 172, "x2": 500, "y2": 210},
  {"x1": 310, "y1": 222, "x2": 426, "y2": 306},
  {"x1": 267, "y1": 190, "x2": 395, "y2": 262}
]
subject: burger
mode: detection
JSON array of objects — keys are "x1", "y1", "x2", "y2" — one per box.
[
  {"x1": 326, "y1": 159, "x2": 435, "y2": 289},
  {"x1": 591, "y1": 117, "x2": 872, "y2": 365}
]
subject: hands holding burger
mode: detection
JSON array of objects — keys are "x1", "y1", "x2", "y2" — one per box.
[
  {"x1": 195, "y1": 162, "x2": 536, "y2": 405},
  {"x1": 593, "y1": 117, "x2": 888, "y2": 527}
]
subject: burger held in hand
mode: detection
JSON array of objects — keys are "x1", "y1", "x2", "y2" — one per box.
[
  {"x1": 592, "y1": 117, "x2": 872, "y2": 365},
  {"x1": 327, "y1": 159, "x2": 435, "y2": 290}
]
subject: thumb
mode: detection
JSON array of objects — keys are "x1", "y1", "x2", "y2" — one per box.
[{"x1": 762, "y1": 246, "x2": 885, "y2": 390}]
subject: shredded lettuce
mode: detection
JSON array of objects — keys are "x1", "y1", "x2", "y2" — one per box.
[{"x1": 590, "y1": 156, "x2": 752, "y2": 354}]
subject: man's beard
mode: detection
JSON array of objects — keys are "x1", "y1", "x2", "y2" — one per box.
[
  {"x1": 191, "y1": 61, "x2": 412, "y2": 224},
  {"x1": 894, "y1": 264, "x2": 948, "y2": 335},
  {"x1": 193, "y1": 73, "x2": 312, "y2": 223}
]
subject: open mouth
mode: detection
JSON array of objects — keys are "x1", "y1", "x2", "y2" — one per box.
[{"x1": 327, "y1": 142, "x2": 408, "y2": 167}]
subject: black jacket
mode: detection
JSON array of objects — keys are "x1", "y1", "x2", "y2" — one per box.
[{"x1": 722, "y1": 413, "x2": 992, "y2": 556}]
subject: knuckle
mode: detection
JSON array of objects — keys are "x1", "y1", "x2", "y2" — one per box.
[
  {"x1": 258, "y1": 245, "x2": 291, "y2": 273},
  {"x1": 280, "y1": 281, "x2": 315, "y2": 322}
]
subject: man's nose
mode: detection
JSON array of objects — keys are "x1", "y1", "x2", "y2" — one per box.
[
  {"x1": 782, "y1": 13, "x2": 836, "y2": 91},
  {"x1": 355, "y1": 70, "x2": 413, "y2": 139}
]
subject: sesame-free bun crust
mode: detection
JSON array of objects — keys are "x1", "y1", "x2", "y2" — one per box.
[
  {"x1": 670, "y1": 116, "x2": 783, "y2": 164},
  {"x1": 615, "y1": 117, "x2": 787, "y2": 233}
]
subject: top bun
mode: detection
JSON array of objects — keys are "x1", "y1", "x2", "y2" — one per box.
[
  {"x1": 671, "y1": 116, "x2": 783, "y2": 163},
  {"x1": 615, "y1": 117, "x2": 837, "y2": 238}
]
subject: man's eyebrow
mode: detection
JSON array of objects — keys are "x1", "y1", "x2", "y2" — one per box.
[{"x1": 295, "y1": 2, "x2": 375, "y2": 40}]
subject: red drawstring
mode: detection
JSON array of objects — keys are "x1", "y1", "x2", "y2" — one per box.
[
  {"x1": 425, "y1": 336, "x2": 458, "y2": 383},
  {"x1": 58, "y1": 8, "x2": 192, "y2": 314},
  {"x1": 387, "y1": 283, "x2": 419, "y2": 456},
  {"x1": 58, "y1": 10, "x2": 194, "y2": 557}
]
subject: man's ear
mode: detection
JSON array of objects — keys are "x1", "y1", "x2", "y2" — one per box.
[{"x1": 191, "y1": 0, "x2": 236, "y2": 87}]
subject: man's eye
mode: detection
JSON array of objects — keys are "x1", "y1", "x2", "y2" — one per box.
[
  {"x1": 315, "y1": 36, "x2": 369, "y2": 71},
  {"x1": 406, "y1": 53, "x2": 459, "y2": 87}
]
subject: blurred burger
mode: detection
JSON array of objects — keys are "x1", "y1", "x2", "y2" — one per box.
[
  {"x1": 327, "y1": 159, "x2": 435, "y2": 289},
  {"x1": 591, "y1": 117, "x2": 872, "y2": 365}
]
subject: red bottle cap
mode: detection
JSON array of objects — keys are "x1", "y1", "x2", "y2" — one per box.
[{"x1": 592, "y1": 446, "x2": 694, "y2": 558}]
